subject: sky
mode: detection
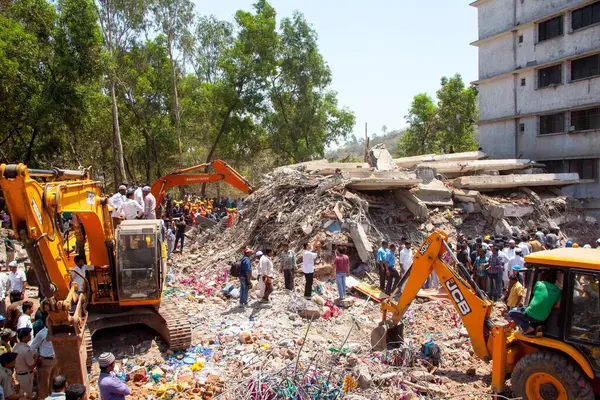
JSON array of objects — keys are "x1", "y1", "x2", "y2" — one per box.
[{"x1": 192, "y1": 0, "x2": 479, "y2": 142}]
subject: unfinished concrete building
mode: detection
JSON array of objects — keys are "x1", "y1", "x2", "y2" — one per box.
[{"x1": 471, "y1": 0, "x2": 600, "y2": 212}]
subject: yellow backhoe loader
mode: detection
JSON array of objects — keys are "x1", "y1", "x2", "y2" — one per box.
[{"x1": 373, "y1": 231, "x2": 599, "y2": 399}]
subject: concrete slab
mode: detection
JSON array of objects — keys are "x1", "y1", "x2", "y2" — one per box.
[
  {"x1": 488, "y1": 204, "x2": 534, "y2": 218},
  {"x1": 369, "y1": 144, "x2": 397, "y2": 171},
  {"x1": 393, "y1": 189, "x2": 429, "y2": 218},
  {"x1": 393, "y1": 151, "x2": 487, "y2": 168},
  {"x1": 453, "y1": 173, "x2": 591, "y2": 191},
  {"x1": 346, "y1": 178, "x2": 421, "y2": 191},
  {"x1": 452, "y1": 189, "x2": 481, "y2": 203},
  {"x1": 349, "y1": 222, "x2": 373, "y2": 262},
  {"x1": 421, "y1": 159, "x2": 532, "y2": 174}
]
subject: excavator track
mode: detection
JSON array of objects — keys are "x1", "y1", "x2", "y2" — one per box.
[{"x1": 158, "y1": 299, "x2": 192, "y2": 351}]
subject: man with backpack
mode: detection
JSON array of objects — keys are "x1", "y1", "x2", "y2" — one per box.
[{"x1": 237, "y1": 248, "x2": 254, "y2": 307}]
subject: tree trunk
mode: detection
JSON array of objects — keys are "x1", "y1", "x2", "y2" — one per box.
[
  {"x1": 200, "y1": 103, "x2": 235, "y2": 197},
  {"x1": 168, "y1": 44, "x2": 183, "y2": 167},
  {"x1": 24, "y1": 127, "x2": 38, "y2": 164},
  {"x1": 110, "y1": 80, "x2": 127, "y2": 187}
]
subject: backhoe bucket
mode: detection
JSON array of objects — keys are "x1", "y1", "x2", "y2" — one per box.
[{"x1": 370, "y1": 321, "x2": 404, "y2": 351}]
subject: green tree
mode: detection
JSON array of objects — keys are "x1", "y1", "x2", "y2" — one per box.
[
  {"x1": 152, "y1": 0, "x2": 194, "y2": 166},
  {"x1": 436, "y1": 74, "x2": 479, "y2": 153},
  {"x1": 398, "y1": 93, "x2": 439, "y2": 156},
  {"x1": 399, "y1": 74, "x2": 478, "y2": 156},
  {"x1": 265, "y1": 11, "x2": 354, "y2": 164}
]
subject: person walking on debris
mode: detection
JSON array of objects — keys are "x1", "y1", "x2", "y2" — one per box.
[
  {"x1": 301, "y1": 244, "x2": 318, "y2": 299},
  {"x1": 259, "y1": 249, "x2": 274, "y2": 303},
  {"x1": 333, "y1": 247, "x2": 350, "y2": 299},
  {"x1": 377, "y1": 240, "x2": 389, "y2": 293},
  {"x1": 239, "y1": 249, "x2": 253, "y2": 307},
  {"x1": 108, "y1": 185, "x2": 127, "y2": 228},
  {"x1": 98, "y1": 352, "x2": 130, "y2": 400},
  {"x1": 174, "y1": 218, "x2": 186, "y2": 254},
  {"x1": 281, "y1": 243, "x2": 296, "y2": 291},
  {"x1": 385, "y1": 244, "x2": 400, "y2": 295},
  {"x1": 255, "y1": 251, "x2": 265, "y2": 299}
]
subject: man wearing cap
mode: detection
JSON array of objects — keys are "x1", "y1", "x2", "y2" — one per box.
[
  {"x1": 0, "y1": 352, "x2": 18, "y2": 400},
  {"x1": 376, "y1": 241, "x2": 389, "y2": 292},
  {"x1": 108, "y1": 186, "x2": 127, "y2": 228},
  {"x1": 141, "y1": 187, "x2": 156, "y2": 220},
  {"x1": 98, "y1": 352, "x2": 130, "y2": 399},
  {"x1": 30, "y1": 321, "x2": 55, "y2": 398},
  {"x1": 116, "y1": 190, "x2": 143, "y2": 221},
  {"x1": 6, "y1": 263, "x2": 26, "y2": 296},
  {"x1": 239, "y1": 249, "x2": 253, "y2": 307},
  {"x1": 13, "y1": 328, "x2": 35, "y2": 398}
]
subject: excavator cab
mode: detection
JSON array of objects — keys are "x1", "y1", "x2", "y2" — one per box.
[{"x1": 115, "y1": 220, "x2": 164, "y2": 301}]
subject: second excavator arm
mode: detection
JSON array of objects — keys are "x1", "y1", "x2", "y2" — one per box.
[
  {"x1": 377, "y1": 231, "x2": 496, "y2": 362},
  {"x1": 150, "y1": 159, "x2": 253, "y2": 209}
]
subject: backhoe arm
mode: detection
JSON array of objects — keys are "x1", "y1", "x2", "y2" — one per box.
[
  {"x1": 380, "y1": 231, "x2": 495, "y2": 361},
  {"x1": 150, "y1": 159, "x2": 253, "y2": 208}
]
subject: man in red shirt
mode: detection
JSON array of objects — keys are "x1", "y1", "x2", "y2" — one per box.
[{"x1": 333, "y1": 247, "x2": 350, "y2": 299}]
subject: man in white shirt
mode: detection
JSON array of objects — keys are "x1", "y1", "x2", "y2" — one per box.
[
  {"x1": 117, "y1": 190, "x2": 143, "y2": 221},
  {"x1": 108, "y1": 185, "x2": 127, "y2": 228},
  {"x1": 399, "y1": 241, "x2": 413, "y2": 292},
  {"x1": 255, "y1": 251, "x2": 265, "y2": 298},
  {"x1": 301, "y1": 243, "x2": 318, "y2": 299},
  {"x1": 134, "y1": 185, "x2": 144, "y2": 207},
  {"x1": 16, "y1": 301, "x2": 33, "y2": 333},
  {"x1": 30, "y1": 326, "x2": 55, "y2": 399},
  {"x1": 142, "y1": 186, "x2": 157, "y2": 220},
  {"x1": 6, "y1": 262, "x2": 26, "y2": 295},
  {"x1": 259, "y1": 249, "x2": 274, "y2": 303},
  {"x1": 70, "y1": 255, "x2": 94, "y2": 295},
  {"x1": 517, "y1": 235, "x2": 530, "y2": 256}
]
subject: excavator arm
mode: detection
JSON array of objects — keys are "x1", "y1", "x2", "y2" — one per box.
[
  {"x1": 150, "y1": 159, "x2": 253, "y2": 209},
  {"x1": 0, "y1": 164, "x2": 114, "y2": 388},
  {"x1": 376, "y1": 231, "x2": 496, "y2": 362}
]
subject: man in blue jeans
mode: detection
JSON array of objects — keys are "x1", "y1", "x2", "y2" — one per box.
[
  {"x1": 487, "y1": 246, "x2": 505, "y2": 301},
  {"x1": 385, "y1": 244, "x2": 400, "y2": 294},
  {"x1": 239, "y1": 248, "x2": 254, "y2": 307},
  {"x1": 377, "y1": 240, "x2": 389, "y2": 292},
  {"x1": 174, "y1": 218, "x2": 186, "y2": 253}
]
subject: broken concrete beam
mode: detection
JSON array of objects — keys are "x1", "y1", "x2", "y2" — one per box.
[
  {"x1": 488, "y1": 204, "x2": 534, "y2": 219},
  {"x1": 340, "y1": 170, "x2": 417, "y2": 179},
  {"x1": 349, "y1": 222, "x2": 373, "y2": 262},
  {"x1": 413, "y1": 179, "x2": 452, "y2": 197},
  {"x1": 494, "y1": 219, "x2": 513, "y2": 237},
  {"x1": 520, "y1": 187, "x2": 542, "y2": 205},
  {"x1": 452, "y1": 189, "x2": 481, "y2": 203},
  {"x1": 453, "y1": 173, "x2": 592, "y2": 191},
  {"x1": 420, "y1": 159, "x2": 532, "y2": 174},
  {"x1": 344, "y1": 191, "x2": 369, "y2": 211},
  {"x1": 279, "y1": 159, "x2": 372, "y2": 175},
  {"x1": 369, "y1": 144, "x2": 397, "y2": 171},
  {"x1": 393, "y1": 151, "x2": 487, "y2": 168},
  {"x1": 394, "y1": 189, "x2": 429, "y2": 218},
  {"x1": 345, "y1": 177, "x2": 421, "y2": 191},
  {"x1": 546, "y1": 186, "x2": 570, "y2": 198}
]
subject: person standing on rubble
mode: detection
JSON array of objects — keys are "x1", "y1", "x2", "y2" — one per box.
[
  {"x1": 385, "y1": 244, "x2": 400, "y2": 295},
  {"x1": 486, "y1": 246, "x2": 506, "y2": 301},
  {"x1": 174, "y1": 218, "x2": 186, "y2": 254},
  {"x1": 376, "y1": 240, "x2": 389, "y2": 293},
  {"x1": 259, "y1": 249, "x2": 274, "y2": 303},
  {"x1": 116, "y1": 190, "x2": 143, "y2": 221},
  {"x1": 399, "y1": 240, "x2": 413, "y2": 292},
  {"x1": 255, "y1": 251, "x2": 264, "y2": 299},
  {"x1": 239, "y1": 249, "x2": 253, "y2": 307},
  {"x1": 141, "y1": 187, "x2": 156, "y2": 220},
  {"x1": 301, "y1": 244, "x2": 318, "y2": 299},
  {"x1": 108, "y1": 185, "x2": 127, "y2": 228},
  {"x1": 281, "y1": 244, "x2": 296, "y2": 291},
  {"x1": 333, "y1": 247, "x2": 350, "y2": 299}
]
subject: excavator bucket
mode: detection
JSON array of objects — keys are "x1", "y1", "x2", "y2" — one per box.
[{"x1": 370, "y1": 321, "x2": 404, "y2": 351}]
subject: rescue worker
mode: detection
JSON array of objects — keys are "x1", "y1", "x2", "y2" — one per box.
[{"x1": 108, "y1": 185, "x2": 127, "y2": 228}]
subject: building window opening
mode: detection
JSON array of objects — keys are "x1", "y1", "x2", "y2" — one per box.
[
  {"x1": 571, "y1": 1, "x2": 600, "y2": 31},
  {"x1": 538, "y1": 16, "x2": 564, "y2": 41},
  {"x1": 542, "y1": 159, "x2": 598, "y2": 181},
  {"x1": 571, "y1": 54, "x2": 600, "y2": 81},
  {"x1": 538, "y1": 64, "x2": 562, "y2": 88},
  {"x1": 571, "y1": 107, "x2": 600, "y2": 132},
  {"x1": 521, "y1": 78, "x2": 526, "y2": 86},
  {"x1": 519, "y1": 123, "x2": 525, "y2": 133},
  {"x1": 539, "y1": 113, "x2": 565, "y2": 135},
  {"x1": 518, "y1": 35, "x2": 524, "y2": 43}
]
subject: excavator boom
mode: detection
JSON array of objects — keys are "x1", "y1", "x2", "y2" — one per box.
[
  {"x1": 151, "y1": 159, "x2": 253, "y2": 209},
  {"x1": 375, "y1": 231, "x2": 495, "y2": 361}
]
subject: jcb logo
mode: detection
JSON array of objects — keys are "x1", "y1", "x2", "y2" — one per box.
[
  {"x1": 419, "y1": 239, "x2": 431, "y2": 255},
  {"x1": 445, "y1": 278, "x2": 472, "y2": 316}
]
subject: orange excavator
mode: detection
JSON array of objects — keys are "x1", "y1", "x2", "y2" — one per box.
[
  {"x1": 0, "y1": 164, "x2": 191, "y2": 390},
  {"x1": 150, "y1": 159, "x2": 253, "y2": 212}
]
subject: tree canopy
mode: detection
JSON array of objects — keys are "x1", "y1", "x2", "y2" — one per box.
[
  {"x1": 399, "y1": 74, "x2": 478, "y2": 157},
  {"x1": 0, "y1": 0, "x2": 355, "y2": 194}
]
